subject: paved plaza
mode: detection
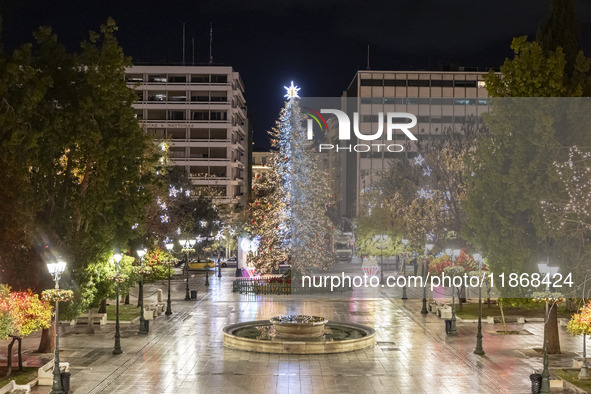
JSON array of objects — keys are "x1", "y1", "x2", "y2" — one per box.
[{"x1": 3, "y1": 268, "x2": 588, "y2": 393}]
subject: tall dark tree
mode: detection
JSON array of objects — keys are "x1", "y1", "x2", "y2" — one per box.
[
  {"x1": 537, "y1": 0, "x2": 580, "y2": 74},
  {"x1": 0, "y1": 19, "x2": 158, "y2": 351}
]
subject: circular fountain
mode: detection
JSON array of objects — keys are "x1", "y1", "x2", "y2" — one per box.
[
  {"x1": 223, "y1": 315, "x2": 375, "y2": 354},
  {"x1": 270, "y1": 315, "x2": 328, "y2": 339}
]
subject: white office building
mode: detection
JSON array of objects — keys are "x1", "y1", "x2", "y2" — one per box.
[
  {"x1": 126, "y1": 65, "x2": 249, "y2": 207},
  {"x1": 340, "y1": 69, "x2": 492, "y2": 218}
]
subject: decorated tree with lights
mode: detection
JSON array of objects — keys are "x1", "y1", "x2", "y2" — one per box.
[
  {"x1": 542, "y1": 146, "x2": 591, "y2": 257},
  {"x1": 249, "y1": 83, "x2": 335, "y2": 274},
  {"x1": 0, "y1": 287, "x2": 52, "y2": 376},
  {"x1": 249, "y1": 161, "x2": 289, "y2": 272},
  {"x1": 379, "y1": 120, "x2": 483, "y2": 248}
]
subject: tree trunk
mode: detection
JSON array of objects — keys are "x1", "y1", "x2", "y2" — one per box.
[
  {"x1": 86, "y1": 309, "x2": 95, "y2": 334},
  {"x1": 6, "y1": 337, "x2": 16, "y2": 376},
  {"x1": 37, "y1": 325, "x2": 54, "y2": 353},
  {"x1": 544, "y1": 301, "x2": 561, "y2": 354},
  {"x1": 17, "y1": 337, "x2": 22, "y2": 371},
  {"x1": 137, "y1": 282, "x2": 143, "y2": 307},
  {"x1": 98, "y1": 299, "x2": 107, "y2": 314},
  {"x1": 124, "y1": 293, "x2": 130, "y2": 305}
]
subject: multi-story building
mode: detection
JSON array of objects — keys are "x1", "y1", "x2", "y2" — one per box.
[
  {"x1": 126, "y1": 65, "x2": 249, "y2": 207},
  {"x1": 340, "y1": 68, "x2": 492, "y2": 218},
  {"x1": 251, "y1": 150, "x2": 273, "y2": 179}
]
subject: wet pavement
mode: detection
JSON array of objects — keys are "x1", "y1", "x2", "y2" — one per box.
[{"x1": 3, "y1": 267, "x2": 588, "y2": 393}]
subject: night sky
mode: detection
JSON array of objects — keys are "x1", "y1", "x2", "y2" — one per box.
[{"x1": 3, "y1": 0, "x2": 591, "y2": 148}]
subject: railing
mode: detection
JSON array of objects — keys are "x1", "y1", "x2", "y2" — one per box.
[{"x1": 232, "y1": 277, "x2": 352, "y2": 295}]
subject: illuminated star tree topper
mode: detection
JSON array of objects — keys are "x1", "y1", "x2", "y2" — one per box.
[{"x1": 284, "y1": 81, "x2": 301, "y2": 100}]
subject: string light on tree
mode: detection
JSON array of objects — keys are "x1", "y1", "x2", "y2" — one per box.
[{"x1": 249, "y1": 83, "x2": 335, "y2": 273}]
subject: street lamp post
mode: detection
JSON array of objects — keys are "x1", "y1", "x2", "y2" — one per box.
[
  {"x1": 401, "y1": 239, "x2": 409, "y2": 300},
  {"x1": 581, "y1": 335, "x2": 589, "y2": 379},
  {"x1": 421, "y1": 243, "x2": 435, "y2": 314},
  {"x1": 180, "y1": 238, "x2": 196, "y2": 301},
  {"x1": 137, "y1": 248, "x2": 148, "y2": 335},
  {"x1": 473, "y1": 252, "x2": 485, "y2": 355},
  {"x1": 113, "y1": 252, "x2": 123, "y2": 355},
  {"x1": 579, "y1": 273, "x2": 590, "y2": 379},
  {"x1": 47, "y1": 260, "x2": 66, "y2": 394},
  {"x1": 445, "y1": 248, "x2": 461, "y2": 336},
  {"x1": 165, "y1": 242, "x2": 174, "y2": 316},
  {"x1": 538, "y1": 261, "x2": 559, "y2": 392}
]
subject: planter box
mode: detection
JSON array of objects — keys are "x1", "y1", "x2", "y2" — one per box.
[{"x1": 362, "y1": 266, "x2": 379, "y2": 276}]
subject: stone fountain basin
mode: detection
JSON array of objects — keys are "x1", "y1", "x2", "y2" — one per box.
[
  {"x1": 269, "y1": 315, "x2": 328, "y2": 338},
  {"x1": 223, "y1": 320, "x2": 375, "y2": 354}
]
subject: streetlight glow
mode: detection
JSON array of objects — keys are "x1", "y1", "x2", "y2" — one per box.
[{"x1": 47, "y1": 259, "x2": 67, "y2": 394}]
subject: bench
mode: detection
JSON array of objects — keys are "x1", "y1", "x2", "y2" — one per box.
[
  {"x1": 38, "y1": 360, "x2": 69, "y2": 386},
  {"x1": 150, "y1": 303, "x2": 165, "y2": 314},
  {"x1": 143, "y1": 309, "x2": 156, "y2": 320},
  {"x1": 75, "y1": 312, "x2": 107, "y2": 326},
  {"x1": 145, "y1": 303, "x2": 164, "y2": 316},
  {"x1": 437, "y1": 306, "x2": 452, "y2": 319},
  {"x1": 429, "y1": 302, "x2": 442, "y2": 313},
  {"x1": 0, "y1": 379, "x2": 31, "y2": 393}
]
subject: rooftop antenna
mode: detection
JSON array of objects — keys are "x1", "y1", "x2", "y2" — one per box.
[
  {"x1": 366, "y1": 45, "x2": 370, "y2": 70},
  {"x1": 192, "y1": 37, "x2": 195, "y2": 65},
  {"x1": 182, "y1": 22, "x2": 186, "y2": 65},
  {"x1": 209, "y1": 21, "x2": 214, "y2": 65}
]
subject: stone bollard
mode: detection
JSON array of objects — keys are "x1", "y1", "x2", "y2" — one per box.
[{"x1": 157, "y1": 289, "x2": 163, "y2": 303}]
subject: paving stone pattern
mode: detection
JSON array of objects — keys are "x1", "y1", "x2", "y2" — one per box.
[{"x1": 2, "y1": 270, "x2": 586, "y2": 394}]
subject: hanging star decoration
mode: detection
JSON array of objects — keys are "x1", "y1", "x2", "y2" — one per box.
[
  {"x1": 284, "y1": 81, "x2": 301, "y2": 99},
  {"x1": 414, "y1": 154, "x2": 425, "y2": 166}
]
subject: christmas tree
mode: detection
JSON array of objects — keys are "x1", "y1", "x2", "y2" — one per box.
[{"x1": 250, "y1": 83, "x2": 335, "y2": 274}]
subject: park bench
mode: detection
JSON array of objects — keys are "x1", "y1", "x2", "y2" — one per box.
[
  {"x1": 146, "y1": 302, "x2": 164, "y2": 315},
  {"x1": 152, "y1": 303, "x2": 165, "y2": 314},
  {"x1": 143, "y1": 309, "x2": 156, "y2": 320},
  {"x1": 429, "y1": 302, "x2": 441, "y2": 313},
  {"x1": 437, "y1": 306, "x2": 452, "y2": 319},
  {"x1": 74, "y1": 312, "x2": 107, "y2": 326},
  {"x1": 0, "y1": 379, "x2": 32, "y2": 393},
  {"x1": 37, "y1": 360, "x2": 69, "y2": 386}
]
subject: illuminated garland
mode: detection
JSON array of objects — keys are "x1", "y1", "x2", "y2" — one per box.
[
  {"x1": 108, "y1": 273, "x2": 129, "y2": 283},
  {"x1": 541, "y1": 146, "x2": 591, "y2": 232},
  {"x1": 531, "y1": 291, "x2": 564, "y2": 303},
  {"x1": 41, "y1": 289, "x2": 74, "y2": 303},
  {"x1": 132, "y1": 266, "x2": 153, "y2": 275}
]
